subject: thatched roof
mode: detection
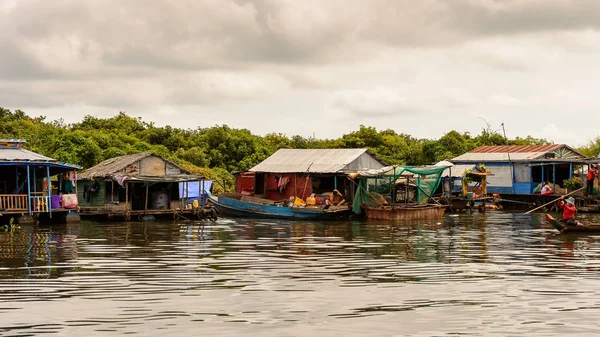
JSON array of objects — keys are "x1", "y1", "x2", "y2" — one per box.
[{"x1": 78, "y1": 152, "x2": 197, "y2": 180}]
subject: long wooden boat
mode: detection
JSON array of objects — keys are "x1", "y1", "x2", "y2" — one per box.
[
  {"x1": 363, "y1": 204, "x2": 447, "y2": 221},
  {"x1": 545, "y1": 214, "x2": 600, "y2": 233},
  {"x1": 208, "y1": 193, "x2": 352, "y2": 220}
]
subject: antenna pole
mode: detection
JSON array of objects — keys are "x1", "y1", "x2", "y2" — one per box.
[{"x1": 501, "y1": 123, "x2": 515, "y2": 188}]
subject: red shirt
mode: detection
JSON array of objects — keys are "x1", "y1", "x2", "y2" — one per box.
[
  {"x1": 557, "y1": 201, "x2": 576, "y2": 220},
  {"x1": 587, "y1": 168, "x2": 598, "y2": 181}
]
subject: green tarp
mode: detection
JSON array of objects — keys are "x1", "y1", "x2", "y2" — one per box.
[{"x1": 352, "y1": 165, "x2": 450, "y2": 214}]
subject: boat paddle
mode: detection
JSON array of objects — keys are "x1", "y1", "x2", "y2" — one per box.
[{"x1": 524, "y1": 186, "x2": 585, "y2": 214}]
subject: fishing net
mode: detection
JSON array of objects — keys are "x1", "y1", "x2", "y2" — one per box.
[{"x1": 352, "y1": 166, "x2": 449, "y2": 214}]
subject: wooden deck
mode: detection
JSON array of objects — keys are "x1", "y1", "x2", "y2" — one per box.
[{"x1": 79, "y1": 206, "x2": 218, "y2": 221}]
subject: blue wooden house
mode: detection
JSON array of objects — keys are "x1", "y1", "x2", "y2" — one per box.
[
  {"x1": 0, "y1": 139, "x2": 81, "y2": 223},
  {"x1": 450, "y1": 144, "x2": 599, "y2": 195}
]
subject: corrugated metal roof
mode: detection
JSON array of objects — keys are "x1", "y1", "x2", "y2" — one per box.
[
  {"x1": 0, "y1": 147, "x2": 81, "y2": 169},
  {"x1": 249, "y1": 148, "x2": 386, "y2": 173},
  {"x1": 79, "y1": 152, "x2": 195, "y2": 180},
  {"x1": 470, "y1": 144, "x2": 564, "y2": 153},
  {"x1": 452, "y1": 144, "x2": 587, "y2": 162},
  {"x1": 0, "y1": 148, "x2": 54, "y2": 161}
]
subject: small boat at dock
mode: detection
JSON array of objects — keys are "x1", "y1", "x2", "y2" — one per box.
[
  {"x1": 209, "y1": 193, "x2": 352, "y2": 220},
  {"x1": 545, "y1": 214, "x2": 600, "y2": 233}
]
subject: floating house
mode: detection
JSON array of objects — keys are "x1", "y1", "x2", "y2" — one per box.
[
  {"x1": 77, "y1": 152, "x2": 215, "y2": 220},
  {"x1": 451, "y1": 144, "x2": 599, "y2": 195},
  {"x1": 209, "y1": 148, "x2": 387, "y2": 220},
  {"x1": 236, "y1": 148, "x2": 387, "y2": 203},
  {"x1": 0, "y1": 139, "x2": 81, "y2": 224}
]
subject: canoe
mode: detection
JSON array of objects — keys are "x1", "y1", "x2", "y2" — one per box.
[
  {"x1": 545, "y1": 214, "x2": 600, "y2": 233},
  {"x1": 208, "y1": 193, "x2": 352, "y2": 220}
]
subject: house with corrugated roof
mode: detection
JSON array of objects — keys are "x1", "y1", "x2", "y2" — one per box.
[
  {"x1": 77, "y1": 152, "x2": 214, "y2": 220},
  {"x1": 235, "y1": 148, "x2": 387, "y2": 203},
  {"x1": 450, "y1": 144, "x2": 599, "y2": 195},
  {"x1": 0, "y1": 139, "x2": 81, "y2": 223}
]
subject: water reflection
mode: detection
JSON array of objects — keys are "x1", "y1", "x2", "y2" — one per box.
[{"x1": 2, "y1": 213, "x2": 600, "y2": 336}]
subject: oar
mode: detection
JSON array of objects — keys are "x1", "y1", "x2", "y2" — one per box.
[{"x1": 524, "y1": 187, "x2": 585, "y2": 214}]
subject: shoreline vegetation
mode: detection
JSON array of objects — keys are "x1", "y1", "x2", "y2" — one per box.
[{"x1": 2, "y1": 107, "x2": 599, "y2": 193}]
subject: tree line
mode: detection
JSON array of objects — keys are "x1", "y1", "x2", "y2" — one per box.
[{"x1": 3, "y1": 107, "x2": 591, "y2": 192}]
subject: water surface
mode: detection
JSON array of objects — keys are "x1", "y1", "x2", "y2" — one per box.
[{"x1": 2, "y1": 212, "x2": 600, "y2": 336}]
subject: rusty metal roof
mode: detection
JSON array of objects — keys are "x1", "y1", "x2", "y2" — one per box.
[
  {"x1": 452, "y1": 144, "x2": 588, "y2": 162},
  {"x1": 469, "y1": 144, "x2": 564, "y2": 153},
  {"x1": 249, "y1": 148, "x2": 387, "y2": 173}
]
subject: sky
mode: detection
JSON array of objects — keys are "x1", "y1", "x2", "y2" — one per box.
[{"x1": 1, "y1": 0, "x2": 600, "y2": 146}]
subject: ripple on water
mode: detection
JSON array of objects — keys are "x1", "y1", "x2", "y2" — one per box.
[{"x1": 2, "y1": 214, "x2": 600, "y2": 335}]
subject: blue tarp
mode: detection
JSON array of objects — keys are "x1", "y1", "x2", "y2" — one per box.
[{"x1": 179, "y1": 181, "x2": 212, "y2": 205}]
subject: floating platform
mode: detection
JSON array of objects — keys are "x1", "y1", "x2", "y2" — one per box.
[{"x1": 78, "y1": 206, "x2": 218, "y2": 221}]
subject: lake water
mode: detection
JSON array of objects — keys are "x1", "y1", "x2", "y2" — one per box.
[{"x1": 2, "y1": 212, "x2": 600, "y2": 336}]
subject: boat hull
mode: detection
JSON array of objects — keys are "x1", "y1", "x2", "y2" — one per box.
[
  {"x1": 364, "y1": 204, "x2": 447, "y2": 221},
  {"x1": 545, "y1": 214, "x2": 600, "y2": 233},
  {"x1": 209, "y1": 195, "x2": 351, "y2": 220}
]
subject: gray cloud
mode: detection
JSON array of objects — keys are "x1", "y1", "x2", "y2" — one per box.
[{"x1": 2, "y1": 0, "x2": 600, "y2": 145}]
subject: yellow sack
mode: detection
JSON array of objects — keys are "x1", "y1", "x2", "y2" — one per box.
[
  {"x1": 306, "y1": 194, "x2": 316, "y2": 205},
  {"x1": 293, "y1": 197, "x2": 306, "y2": 206}
]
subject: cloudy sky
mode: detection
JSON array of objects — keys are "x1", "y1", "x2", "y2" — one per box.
[{"x1": 1, "y1": 0, "x2": 600, "y2": 146}]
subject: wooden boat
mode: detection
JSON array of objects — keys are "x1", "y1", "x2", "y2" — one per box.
[
  {"x1": 363, "y1": 204, "x2": 447, "y2": 221},
  {"x1": 208, "y1": 193, "x2": 352, "y2": 220},
  {"x1": 545, "y1": 214, "x2": 600, "y2": 233}
]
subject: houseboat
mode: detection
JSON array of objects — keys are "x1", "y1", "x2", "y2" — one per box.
[
  {"x1": 451, "y1": 144, "x2": 600, "y2": 210},
  {"x1": 209, "y1": 148, "x2": 387, "y2": 220},
  {"x1": 0, "y1": 139, "x2": 81, "y2": 224},
  {"x1": 77, "y1": 152, "x2": 216, "y2": 221}
]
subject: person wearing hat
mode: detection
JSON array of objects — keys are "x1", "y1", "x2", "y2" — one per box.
[
  {"x1": 557, "y1": 196, "x2": 577, "y2": 226},
  {"x1": 586, "y1": 164, "x2": 598, "y2": 196}
]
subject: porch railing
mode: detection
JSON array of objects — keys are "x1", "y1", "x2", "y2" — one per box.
[
  {"x1": 0, "y1": 194, "x2": 28, "y2": 212},
  {"x1": 30, "y1": 192, "x2": 50, "y2": 213},
  {"x1": 0, "y1": 193, "x2": 52, "y2": 213}
]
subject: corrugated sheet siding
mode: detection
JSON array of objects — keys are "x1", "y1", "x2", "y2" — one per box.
[
  {"x1": 486, "y1": 165, "x2": 513, "y2": 187},
  {"x1": 345, "y1": 153, "x2": 386, "y2": 171},
  {"x1": 514, "y1": 164, "x2": 531, "y2": 183}
]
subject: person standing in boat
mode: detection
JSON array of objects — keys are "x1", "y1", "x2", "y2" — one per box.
[
  {"x1": 586, "y1": 164, "x2": 598, "y2": 196},
  {"x1": 557, "y1": 196, "x2": 577, "y2": 226}
]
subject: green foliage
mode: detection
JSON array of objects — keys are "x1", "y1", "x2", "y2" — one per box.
[
  {"x1": 0, "y1": 107, "x2": 554, "y2": 192},
  {"x1": 563, "y1": 176, "x2": 583, "y2": 190},
  {"x1": 579, "y1": 136, "x2": 600, "y2": 158},
  {"x1": 1, "y1": 217, "x2": 20, "y2": 232}
]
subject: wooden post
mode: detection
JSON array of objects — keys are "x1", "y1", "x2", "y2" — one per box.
[
  {"x1": 74, "y1": 170, "x2": 78, "y2": 198},
  {"x1": 26, "y1": 165, "x2": 31, "y2": 214},
  {"x1": 111, "y1": 180, "x2": 114, "y2": 203},
  {"x1": 144, "y1": 182, "x2": 149, "y2": 215},
  {"x1": 47, "y1": 166, "x2": 52, "y2": 217},
  {"x1": 462, "y1": 179, "x2": 468, "y2": 197},
  {"x1": 125, "y1": 182, "x2": 129, "y2": 209},
  {"x1": 449, "y1": 167, "x2": 453, "y2": 206},
  {"x1": 482, "y1": 176, "x2": 487, "y2": 195}
]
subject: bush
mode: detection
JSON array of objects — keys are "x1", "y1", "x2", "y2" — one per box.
[{"x1": 563, "y1": 177, "x2": 583, "y2": 190}]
